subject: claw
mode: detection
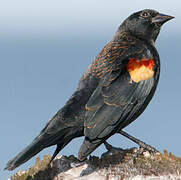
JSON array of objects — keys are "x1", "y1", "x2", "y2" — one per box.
[
  {"x1": 139, "y1": 142, "x2": 159, "y2": 155},
  {"x1": 102, "y1": 141, "x2": 125, "y2": 158}
]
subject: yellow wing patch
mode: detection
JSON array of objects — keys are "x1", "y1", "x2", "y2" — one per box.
[{"x1": 127, "y1": 58, "x2": 154, "y2": 83}]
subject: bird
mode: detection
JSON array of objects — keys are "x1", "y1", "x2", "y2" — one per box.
[{"x1": 5, "y1": 9, "x2": 174, "y2": 171}]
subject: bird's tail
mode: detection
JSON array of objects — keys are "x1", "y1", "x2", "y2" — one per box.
[
  {"x1": 5, "y1": 125, "x2": 83, "y2": 171},
  {"x1": 78, "y1": 138, "x2": 102, "y2": 161},
  {"x1": 4, "y1": 134, "x2": 50, "y2": 171}
]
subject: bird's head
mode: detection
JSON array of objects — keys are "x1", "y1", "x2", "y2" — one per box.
[{"x1": 116, "y1": 9, "x2": 174, "y2": 44}]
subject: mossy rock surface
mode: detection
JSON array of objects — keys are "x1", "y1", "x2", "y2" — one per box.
[{"x1": 10, "y1": 149, "x2": 181, "y2": 180}]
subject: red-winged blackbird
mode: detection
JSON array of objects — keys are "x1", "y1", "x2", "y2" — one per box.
[{"x1": 5, "y1": 9, "x2": 174, "y2": 171}]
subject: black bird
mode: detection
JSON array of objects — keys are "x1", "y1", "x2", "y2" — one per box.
[{"x1": 5, "y1": 9, "x2": 174, "y2": 170}]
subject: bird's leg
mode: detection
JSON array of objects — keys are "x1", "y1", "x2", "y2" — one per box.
[
  {"x1": 49, "y1": 145, "x2": 62, "y2": 165},
  {"x1": 119, "y1": 130, "x2": 159, "y2": 154},
  {"x1": 104, "y1": 141, "x2": 114, "y2": 151}
]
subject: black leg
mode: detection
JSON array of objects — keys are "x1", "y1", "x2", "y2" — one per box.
[
  {"x1": 119, "y1": 130, "x2": 159, "y2": 153},
  {"x1": 104, "y1": 141, "x2": 116, "y2": 151},
  {"x1": 49, "y1": 145, "x2": 62, "y2": 164}
]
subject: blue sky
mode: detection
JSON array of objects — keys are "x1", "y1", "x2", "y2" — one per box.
[{"x1": 1, "y1": 0, "x2": 181, "y2": 179}]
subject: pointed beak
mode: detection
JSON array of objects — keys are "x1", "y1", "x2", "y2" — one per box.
[{"x1": 152, "y1": 13, "x2": 174, "y2": 26}]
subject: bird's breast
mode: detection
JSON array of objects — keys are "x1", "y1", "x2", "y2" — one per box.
[{"x1": 127, "y1": 58, "x2": 154, "y2": 83}]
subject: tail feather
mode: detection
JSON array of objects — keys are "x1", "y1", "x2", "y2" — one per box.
[
  {"x1": 5, "y1": 126, "x2": 83, "y2": 171},
  {"x1": 4, "y1": 135, "x2": 49, "y2": 171}
]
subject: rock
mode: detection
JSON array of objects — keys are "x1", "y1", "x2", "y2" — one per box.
[{"x1": 10, "y1": 148, "x2": 181, "y2": 180}]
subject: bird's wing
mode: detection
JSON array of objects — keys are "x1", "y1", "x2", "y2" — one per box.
[{"x1": 84, "y1": 39, "x2": 155, "y2": 141}]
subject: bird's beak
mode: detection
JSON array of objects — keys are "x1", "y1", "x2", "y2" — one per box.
[{"x1": 152, "y1": 13, "x2": 174, "y2": 26}]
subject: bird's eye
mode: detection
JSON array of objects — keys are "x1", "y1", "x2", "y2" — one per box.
[{"x1": 140, "y1": 11, "x2": 150, "y2": 18}]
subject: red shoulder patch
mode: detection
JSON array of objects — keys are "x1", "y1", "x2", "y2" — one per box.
[{"x1": 127, "y1": 58, "x2": 154, "y2": 83}]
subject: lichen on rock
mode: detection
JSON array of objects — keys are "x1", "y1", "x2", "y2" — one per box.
[{"x1": 10, "y1": 148, "x2": 181, "y2": 180}]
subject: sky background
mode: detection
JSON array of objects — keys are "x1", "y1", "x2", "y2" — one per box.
[{"x1": 1, "y1": 0, "x2": 181, "y2": 179}]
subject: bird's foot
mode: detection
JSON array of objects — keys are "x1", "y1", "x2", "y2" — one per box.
[
  {"x1": 138, "y1": 141, "x2": 159, "y2": 155},
  {"x1": 102, "y1": 141, "x2": 125, "y2": 158},
  {"x1": 102, "y1": 141, "x2": 159, "y2": 159},
  {"x1": 119, "y1": 130, "x2": 159, "y2": 155}
]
